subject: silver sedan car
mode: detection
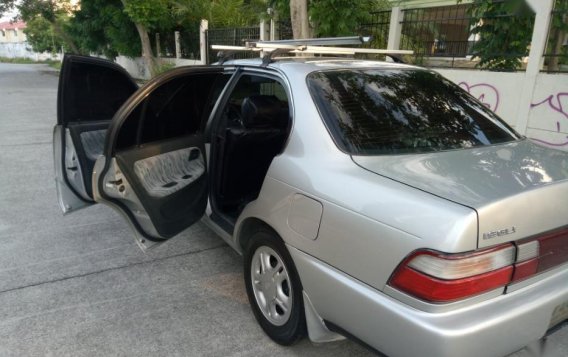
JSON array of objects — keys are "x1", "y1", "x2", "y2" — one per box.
[{"x1": 53, "y1": 51, "x2": 568, "y2": 357}]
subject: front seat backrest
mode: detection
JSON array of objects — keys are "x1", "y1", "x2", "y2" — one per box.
[
  {"x1": 241, "y1": 95, "x2": 285, "y2": 129},
  {"x1": 219, "y1": 95, "x2": 288, "y2": 208}
]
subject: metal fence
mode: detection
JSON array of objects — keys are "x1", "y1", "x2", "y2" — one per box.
[
  {"x1": 206, "y1": 26, "x2": 260, "y2": 64},
  {"x1": 180, "y1": 30, "x2": 201, "y2": 59},
  {"x1": 277, "y1": 19, "x2": 294, "y2": 41},
  {"x1": 400, "y1": 4, "x2": 475, "y2": 66},
  {"x1": 359, "y1": 10, "x2": 391, "y2": 50},
  {"x1": 154, "y1": 32, "x2": 176, "y2": 58},
  {"x1": 543, "y1": 0, "x2": 568, "y2": 73},
  {"x1": 153, "y1": 31, "x2": 200, "y2": 59},
  {"x1": 155, "y1": 1, "x2": 567, "y2": 71}
]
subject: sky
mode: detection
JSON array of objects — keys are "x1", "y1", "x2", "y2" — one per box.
[{"x1": 1, "y1": 9, "x2": 18, "y2": 23}]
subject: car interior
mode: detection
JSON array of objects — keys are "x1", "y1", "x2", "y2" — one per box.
[
  {"x1": 61, "y1": 61, "x2": 291, "y2": 237},
  {"x1": 211, "y1": 74, "x2": 291, "y2": 224}
]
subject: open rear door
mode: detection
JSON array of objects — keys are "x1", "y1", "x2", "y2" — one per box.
[
  {"x1": 53, "y1": 55, "x2": 138, "y2": 214},
  {"x1": 92, "y1": 66, "x2": 230, "y2": 249}
]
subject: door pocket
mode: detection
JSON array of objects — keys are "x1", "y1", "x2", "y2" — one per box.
[{"x1": 133, "y1": 147, "x2": 205, "y2": 198}]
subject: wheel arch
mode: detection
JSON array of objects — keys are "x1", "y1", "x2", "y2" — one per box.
[{"x1": 236, "y1": 217, "x2": 282, "y2": 254}]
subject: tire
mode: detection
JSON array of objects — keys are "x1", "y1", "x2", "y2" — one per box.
[{"x1": 244, "y1": 228, "x2": 306, "y2": 345}]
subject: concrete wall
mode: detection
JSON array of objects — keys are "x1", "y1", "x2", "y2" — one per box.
[
  {"x1": 436, "y1": 69, "x2": 568, "y2": 150},
  {"x1": 115, "y1": 55, "x2": 202, "y2": 80},
  {"x1": 0, "y1": 42, "x2": 61, "y2": 61}
]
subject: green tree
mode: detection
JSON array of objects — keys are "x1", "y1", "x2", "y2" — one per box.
[
  {"x1": 270, "y1": 0, "x2": 390, "y2": 38},
  {"x1": 173, "y1": 0, "x2": 265, "y2": 28},
  {"x1": 67, "y1": 0, "x2": 140, "y2": 59},
  {"x1": 464, "y1": 0, "x2": 534, "y2": 71},
  {"x1": 24, "y1": 15, "x2": 63, "y2": 53},
  {"x1": 310, "y1": 0, "x2": 389, "y2": 37},
  {"x1": 1, "y1": 0, "x2": 80, "y2": 53},
  {"x1": 69, "y1": 0, "x2": 178, "y2": 76},
  {"x1": 0, "y1": 0, "x2": 16, "y2": 19},
  {"x1": 122, "y1": 0, "x2": 177, "y2": 76},
  {"x1": 547, "y1": 0, "x2": 568, "y2": 71}
]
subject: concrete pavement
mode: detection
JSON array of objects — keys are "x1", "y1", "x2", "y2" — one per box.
[{"x1": 0, "y1": 62, "x2": 565, "y2": 356}]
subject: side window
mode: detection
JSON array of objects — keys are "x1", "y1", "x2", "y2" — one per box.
[
  {"x1": 63, "y1": 62, "x2": 137, "y2": 123},
  {"x1": 115, "y1": 72, "x2": 230, "y2": 151},
  {"x1": 223, "y1": 74, "x2": 289, "y2": 128}
]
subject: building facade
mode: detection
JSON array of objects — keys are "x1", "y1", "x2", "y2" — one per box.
[{"x1": 0, "y1": 21, "x2": 27, "y2": 44}]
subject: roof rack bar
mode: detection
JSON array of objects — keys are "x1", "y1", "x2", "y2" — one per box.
[
  {"x1": 261, "y1": 48, "x2": 294, "y2": 67},
  {"x1": 227, "y1": 42, "x2": 412, "y2": 56},
  {"x1": 211, "y1": 45, "x2": 262, "y2": 52},
  {"x1": 301, "y1": 45, "x2": 412, "y2": 55},
  {"x1": 257, "y1": 36, "x2": 371, "y2": 47},
  {"x1": 210, "y1": 39, "x2": 414, "y2": 65},
  {"x1": 212, "y1": 44, "x2": 357, "y2": 55}
]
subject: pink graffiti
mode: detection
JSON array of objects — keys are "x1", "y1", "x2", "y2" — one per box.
[
  {"x1": 531, "y1": 92, "x2": 568, "y2": 147},
  {"x1": 529, "y1": 93, "x2": 568, "y2": 147},
  {"x1": 458, "y1": 82, "x2": 500, "y2": 112},
  {"x1": 530, "y1": 93, "x2": 568, "y2": 120},
  {"x1": 531, "y1": 137, "x2": 568, "y2": 147}
]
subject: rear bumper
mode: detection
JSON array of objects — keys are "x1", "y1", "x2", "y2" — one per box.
[{"x1": 288, "y1": 246, "x2": 568, "y2": 357}]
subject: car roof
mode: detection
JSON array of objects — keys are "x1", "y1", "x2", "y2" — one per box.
[{"x1": 223, "y1": 57, "x2": 423, "y2": 76}]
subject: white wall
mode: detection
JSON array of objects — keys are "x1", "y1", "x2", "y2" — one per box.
[
  {"x1": 436, "y1": 69, "x2": 568, "y2": 150},
  {"x1": 115, "y1": 55, "x2": 202, "y2": 80},
  {"x1": 0, "y1": 42, "x2": 61, "y2": 61}
]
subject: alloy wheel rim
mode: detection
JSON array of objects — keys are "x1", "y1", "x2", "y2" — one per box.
[{"x1": 250, "y1": 246, "x2": 292, "y2": 326}]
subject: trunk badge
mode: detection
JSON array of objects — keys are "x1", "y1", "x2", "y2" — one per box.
[{"x1": 483, "y1": 227, "x2": 516, "y2": 240}]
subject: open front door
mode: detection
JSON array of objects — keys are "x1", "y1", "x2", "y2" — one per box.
[
  {"x1": 54, "y1": 55, "x2": 138, "y2": 214},
  {"x1": 92, "y1": 67, "x2": 230, "y2": 249}
]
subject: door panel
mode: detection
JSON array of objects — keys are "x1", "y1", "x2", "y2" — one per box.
[
  {"x1": 67, "y1": 121, "x2": 111, "y2": 199},
  {"x1": 111, "y1": 135, "x2": 208, "y2": 238},
  {"x1": 53, "y1": 125, "x2": 91, "y2": 213},
  {"x1": 133, "y1": 146, "x2": 205, "y2": 198},
  {"x1": 93, "y1": 67, "x2": 230, "y2": 246}
]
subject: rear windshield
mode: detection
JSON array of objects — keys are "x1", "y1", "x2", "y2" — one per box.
[{"x1": 307, "y1": 69, "x2": 520, "y2": 155}]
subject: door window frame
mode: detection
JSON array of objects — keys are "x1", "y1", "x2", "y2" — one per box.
[{"x1": 206, "y1": 66, "x2": 295, "y2": 233}]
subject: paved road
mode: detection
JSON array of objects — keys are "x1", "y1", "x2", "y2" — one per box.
[{"x1": 0, "y1": 63, "x2": 565, "y2": 357}]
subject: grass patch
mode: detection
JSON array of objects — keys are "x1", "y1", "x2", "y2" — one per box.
[
  {"x1": 47, "y1": 60, "x2": 61, "y2": 70},
  {"x1": 0, "y1": 57, "x2": 62, "y2": 70}
]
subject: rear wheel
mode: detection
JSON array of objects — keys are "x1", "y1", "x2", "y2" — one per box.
[{"x1": 244, "y1": 229, "x2": 306, "y2": 345}]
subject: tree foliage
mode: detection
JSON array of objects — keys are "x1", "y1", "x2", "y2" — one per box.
[
  {"x1": 547, "y1": 0, "x2": 568, "y2": 70},
  {"x1": 173, "y1": 0, "x2": 266, "y2": 28},
  {"x1": 269, "y1": 0, "x2": 390, "y2": 38},
  {"x1": 24, "y1": 15, "x2": 63, "y2": 53},
  {"x1": 310, "y1": 0, "x2": 389, "y2": 37},
  {"x1": 1, "y1": 0, "x2": 80, "y2": 53},
  {"x1": 465, "y1": 0, "x2": 534, "y2": 71},
  {"x1": 0, "y1": 0, "x2": 15, "y2": 19},
  {"x1": 123, "y1": 0, "x2": 174, "y2": 30},
  {"x1": 67, "y1": 0, "x2": 140, "y2": 58}
]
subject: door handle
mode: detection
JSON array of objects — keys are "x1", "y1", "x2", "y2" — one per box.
[
  {"x1": 107, "y1": 179, "x2": 123, "y2": 186},
  {"x1": 105, "y1": 178, "x2": 125, "y2": 193}
]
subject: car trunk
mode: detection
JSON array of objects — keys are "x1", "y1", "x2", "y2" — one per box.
[{"x1": 352, "y1": 139, "x2": 568, "y2": 251}]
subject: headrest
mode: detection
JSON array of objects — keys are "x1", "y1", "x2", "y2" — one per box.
[{"x1": 241, "y1": 95, "x2": 286, "y2": 128}]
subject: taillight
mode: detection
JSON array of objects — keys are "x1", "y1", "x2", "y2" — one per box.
[
  {"x1": 515, "y1": 228, "x2": 568, "y2": 279},
  {"x1": 511, "y1": 240, "x2": 539, "y2": 282},
  {"x1": 389, "y1": 244, "x2": 515, "y2": 303},
  {"x1": 389, "y1": 227, "x2": 568, "y2": 304}
]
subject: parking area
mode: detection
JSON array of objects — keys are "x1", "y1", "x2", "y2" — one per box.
[{"x1": 0, "y1": 63, "x2": 565, "y2": 356}]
